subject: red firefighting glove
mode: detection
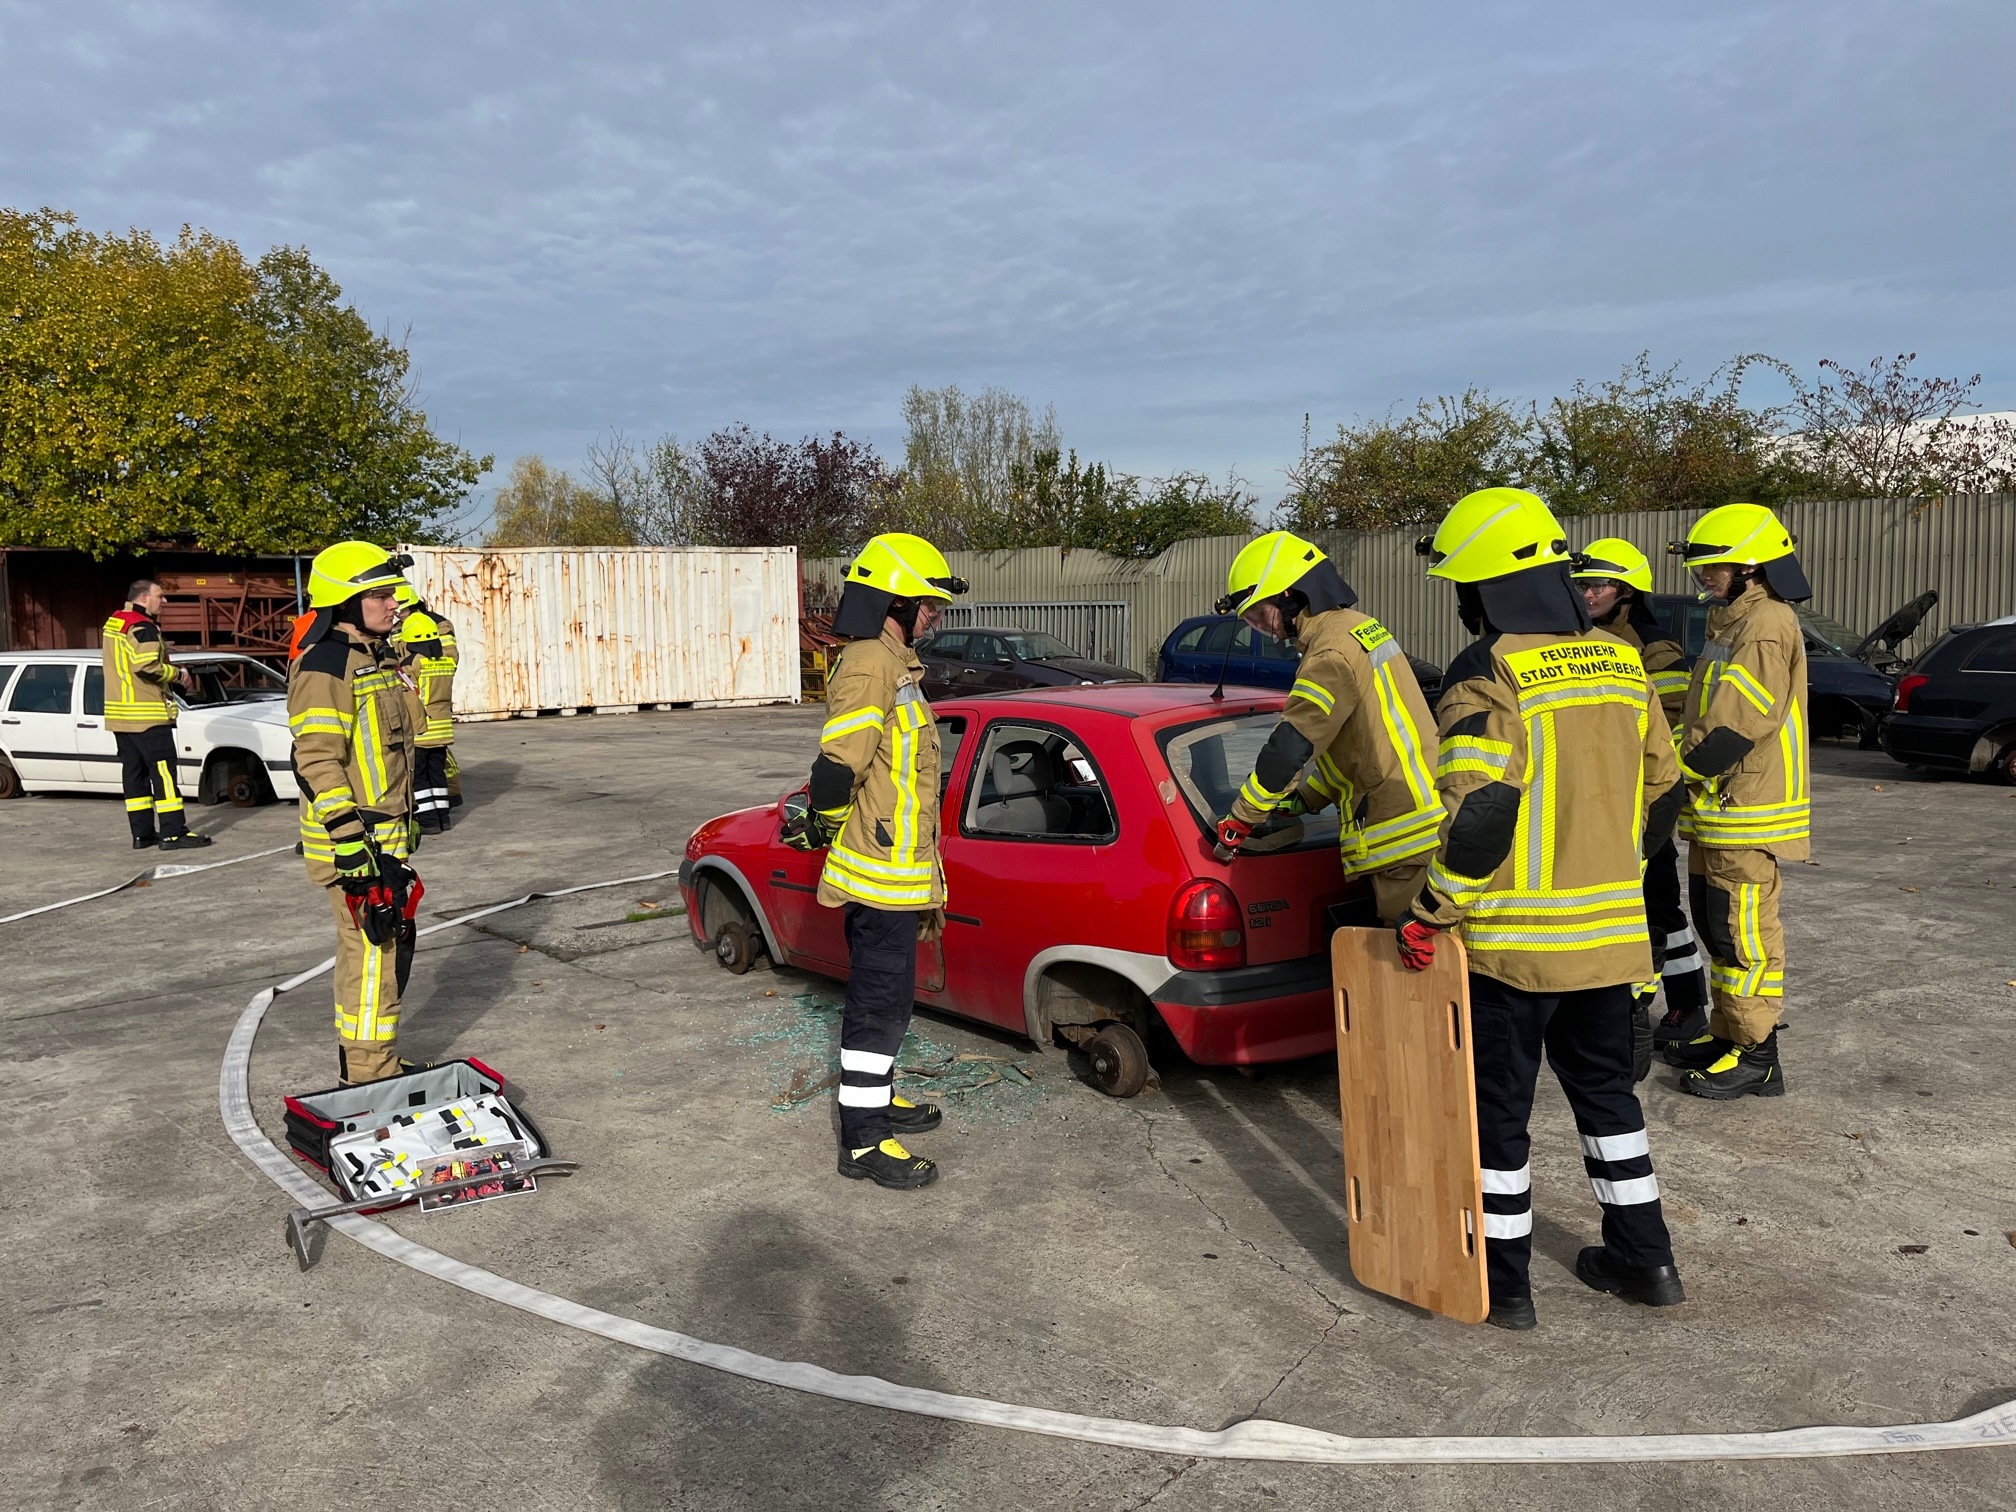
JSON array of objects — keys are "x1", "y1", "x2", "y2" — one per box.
[
  {"x1": 1214, "y1": 814, "x2": 1253, "y2": 862},
  {"x1": 1395, "y1": 916, "x2": 1441, "y2": 972}
]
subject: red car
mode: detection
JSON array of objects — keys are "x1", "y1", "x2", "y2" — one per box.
[{"x1": 678, "y1": 684, "x2": 1375, "y2": 1096}]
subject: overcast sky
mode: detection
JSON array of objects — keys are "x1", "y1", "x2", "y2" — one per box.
[{"x1": 4, "y1": 0, "x2": 2011, "y2": 520}]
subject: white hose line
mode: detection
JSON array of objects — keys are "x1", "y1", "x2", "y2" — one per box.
[
  {"x1": 0, "y1": 843, "x2": 295, "y2": 926},
  {"x1": 219, "y1": 870, "x2": 2016, "y2": 1466}
]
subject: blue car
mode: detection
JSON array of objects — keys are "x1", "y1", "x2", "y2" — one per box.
[{"x1": 1157, "y1": 615, "x2": 1443, "y2": 706}]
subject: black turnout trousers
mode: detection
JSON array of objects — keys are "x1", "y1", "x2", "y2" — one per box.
[
  {"x1": 1643, "y1": 836, "x2": 1709, "y2": 1017},
  {"x1": 116, "y1": 726, "x2": 188, "y2": 839},
  {"x1": 1470, "y1": 974, "x2": 1675, "y2": 1301},
  {"x1": 838, "y1": 902, "x2": 918, "y2": 1149}
]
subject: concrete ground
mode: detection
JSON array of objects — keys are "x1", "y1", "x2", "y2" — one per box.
[{"x1": 4, "y1": 704, "x2": 2016, "y2": 1510}]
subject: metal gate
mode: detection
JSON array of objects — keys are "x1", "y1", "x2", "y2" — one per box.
[{"x1": 935, "y1": 601, "x2": 1134, "y2": 668}]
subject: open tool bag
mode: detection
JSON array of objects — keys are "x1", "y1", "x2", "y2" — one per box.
[{"x1": 283, "y1": 1058, "x2": 549, "y2": 1201}]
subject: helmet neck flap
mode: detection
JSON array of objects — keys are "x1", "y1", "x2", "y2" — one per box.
[
  {"x1": 1756, "y1": 553, "x2": 1812, "y2": 602},
  {"x1": 1282, "y1": 559, "x2": 1358, "y2": 627},
  {"x1": 832, "y1": 581, "x2": 902, "y2": 641},
  {"x1": 1458, "y1": 561, "x2": 1593, "y2": 637},
  {"x1": 1594, "y1": 590, "x2": 1662, "y2": 642}
]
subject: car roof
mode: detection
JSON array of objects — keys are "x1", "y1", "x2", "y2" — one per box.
[
  {"x1": 935, "y1": 681, "x2": 1283, "y2": 726},
  {"x1": 928, "y1": 626, "x2": 1058, "y2": 638}
]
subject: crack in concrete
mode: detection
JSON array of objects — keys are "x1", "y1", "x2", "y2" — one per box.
[
  {"x1": 1131, "y1": 1105, "x2": 1351, "y2": 1318},
  {"x1": 1122, "y1": 1457, "x2": 1200, "y2": 1510},
  {"x1": 1250, "y1": 1303, "x2": 1348, "y2": 1419}
]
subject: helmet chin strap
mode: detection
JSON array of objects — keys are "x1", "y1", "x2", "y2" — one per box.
[{"x1": 888, "y1": 597, "x2": 922, "y2": 643}]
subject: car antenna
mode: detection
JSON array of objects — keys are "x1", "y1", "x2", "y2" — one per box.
[{"x1": 1208, "y1": 616, "x2": 1239, "y2": 701}]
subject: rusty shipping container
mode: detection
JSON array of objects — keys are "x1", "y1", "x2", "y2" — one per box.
[{"x1": 403, "y1": 547, "x2": 800, "y2": 719}]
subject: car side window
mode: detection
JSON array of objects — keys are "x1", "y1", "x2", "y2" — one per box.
[
  {"x1": 1199, "y1": 620, "x2": 1240, "y2": 655},
  {"x1": 971, "y1": 635, "x2": 1008, "y2": 664},
  {"x1": 83, "y1": 667, "x2": 105, "y2": 717},
  {"x1": 1963, "y1": 633, "x2": 2016, "y2": 673},
  {"x1": 0, "y1": 662, "x2": 19, "y2": 706},
  {"x1": 1173, "y1": 623, "x2": 1209, "y2": 654},
  {"x1": 1259, "y1": 631, "x2": 1299, "y2": 661},
  {"x1": 1682, "y1": 605, "x2": 1709, "y2": 658},
  {"x1": 6, "y1": 664, "x2": 75, "y2": 714},
  {"x1": 928, "y1": 632, "x2": 968, "y2": 662},
  {"x1": 963, "y1": 720, "x2": 1117, "y2": 842},
  {"x1": 936, "y1": 715, "x2": 968, "y2": 800}
]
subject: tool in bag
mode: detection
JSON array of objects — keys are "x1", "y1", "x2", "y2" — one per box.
[{"x1": 286, "y1": 1155, "x2": 580, "y2": 1271}]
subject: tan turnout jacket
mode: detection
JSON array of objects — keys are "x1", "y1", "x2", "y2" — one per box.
[
  {"x1": 289, "y1": 625, "x2": 415, "y2": 886},
  {"x1": 1228, "y1": 607, "x2": 1442, "y2": 875},
  {"x1": 100, "y1": 605, "x2": 179, "y2": 732},
  {"x1": 398, "y1": 636, "x2": 456, "y2": 748},
  {"x1": 816, "y1": 626, "x2": 944, "y2": 910},
  {"x1": 1678, "y1": 585, "x2": 1809, "y2": 858},
  {"x1": 1595, "y1": 612, "x2": 1691, "y2": 726},
  {"x1": 1413, "y1": 630, "x2": 1682, "y2": 992}
]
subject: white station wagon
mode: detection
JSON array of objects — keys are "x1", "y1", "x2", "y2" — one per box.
[{"x1": 0, "y1": 649, "x2": 300, "y2": 806}]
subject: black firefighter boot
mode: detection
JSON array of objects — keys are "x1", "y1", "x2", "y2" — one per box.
[
  {"x1": 1575, "y1": 1247, "x2": 1686, "y2": 1306},
  {"x1": 1663, "y1": 1031, "x2": 1732, "y2": 1072},
  {"x1": 887, "y1": 1093, "x2": 942, "y2": 1134},
  {"x1": 1654, "y1": 998, "x2": 1707, "y2": 1048},
  {"x1": 1682, "y1": 1030, "x2": 1786, "y2": 1100},
  {"x1": 839, "y1": 1137, "x2": 940, "y2": 1190}
]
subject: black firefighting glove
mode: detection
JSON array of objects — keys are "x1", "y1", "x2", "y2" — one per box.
[
  {"x1": 784, "y1": 805, "x2": 850, "y2": 852},
  {"x1": 329, "y1": 824, "x2": 377, "y2": 882}
]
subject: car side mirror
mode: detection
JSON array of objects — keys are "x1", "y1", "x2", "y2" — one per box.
[{"x1": 994, "y1": 654, "x2": 1013, "y2": 665}]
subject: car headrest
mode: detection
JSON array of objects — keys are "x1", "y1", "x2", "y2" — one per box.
[{"x1": 991, "y1": 741, "x2": 1061, "y2": 797}]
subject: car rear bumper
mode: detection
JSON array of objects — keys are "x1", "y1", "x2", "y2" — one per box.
[
  {"x1": 1882, "y1": 715, "x2": 1985, "y2": 771},
  {"x1": 1152, "y1": 953, "x2": 1335, "y2": 1065}
]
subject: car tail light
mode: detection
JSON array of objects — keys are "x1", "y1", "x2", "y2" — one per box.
[
  {"x1": 1167, "y1": 878, "x2": 1246, "y2": 972},
  {"x1": 1894, "y1": 673, "x2": 1928, "y2": 713}
]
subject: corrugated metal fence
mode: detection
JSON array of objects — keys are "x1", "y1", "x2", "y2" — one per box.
[
  {"x1": 406, "y1": 546, "x2": 800, "y2": 719},
  {"x1": 807, "y1": 495, "x2": 2016, "y2": 672}
]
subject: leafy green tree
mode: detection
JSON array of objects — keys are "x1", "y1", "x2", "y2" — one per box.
[
  {"x1": 1284, "y1": 389, "x2": 1530, "y2": 532},
  {"x1": 1095, "y1": 470, "x2": 1258, "y2": 557},
  {"x1": 895, "y1": 383, "x2": 1059, "y2": 549},
  {"x1": 0, "y1": 208, "x2": 489, "y2": 557},
  {"x1": 485, "y1": 456, "x2": 633, "y2": 547},
  {"x1": 1525, "y1": 354, "x2": 1808, "y2": 515}
]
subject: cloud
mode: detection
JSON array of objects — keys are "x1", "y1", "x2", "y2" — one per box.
[{"x1": 1, "y1": 0, "x2": 2010, "y2": 504}]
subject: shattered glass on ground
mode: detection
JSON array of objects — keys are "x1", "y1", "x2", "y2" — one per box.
[{"x1": 731, "y1": 992, "x2": 1048, "y2": 1126}]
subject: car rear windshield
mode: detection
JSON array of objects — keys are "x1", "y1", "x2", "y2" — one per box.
[
  {"x1": 1156, "y1": 712, "x2": 1343, "y2": 855},
  {"x1": 1793, "y1": 604, "x2": 1864, "y2": 656},
  {"x1": 179, "y1": 659, "x2": 288, "y2": 706},
  {"x1": 1001, "y1": 631, "x2": 1079, "y2": 661}
]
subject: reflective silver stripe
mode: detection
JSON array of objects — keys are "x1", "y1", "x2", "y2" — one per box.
[
  {"x1": 1661, "y1": 948, "x2": 1703, "y2": 976},
  {"x1": 1463, "y1": 920, "x2": 1650, "y2": 945},
  {"x1": 840, "y1": 1049, "x2": 895, "y2": 1074},
  {"x1": 837, "y1": 1083, "x2": 893, "y2": 1107},
  {"x1": 1523, "y1": 714, "x2": 1549, "y2": 887},
  {"x1": 1482, "y1": 1211, "x2": 1533, "y2": 1239},
  {"x1": 1480, "y1": 1165, "x2": 1531, "y2": 1195},
  {"x1": 1589, "y1": 1175, "x2": 1661, "y2": 1205},
  {"x1": 1580, "y1": 1130, "x2": 1649, "y2": 1162}
]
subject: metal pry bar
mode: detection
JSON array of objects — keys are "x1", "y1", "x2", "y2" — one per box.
[{"x1": 286, "y1": 1156, "x2": 579, "y2": 1271}]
